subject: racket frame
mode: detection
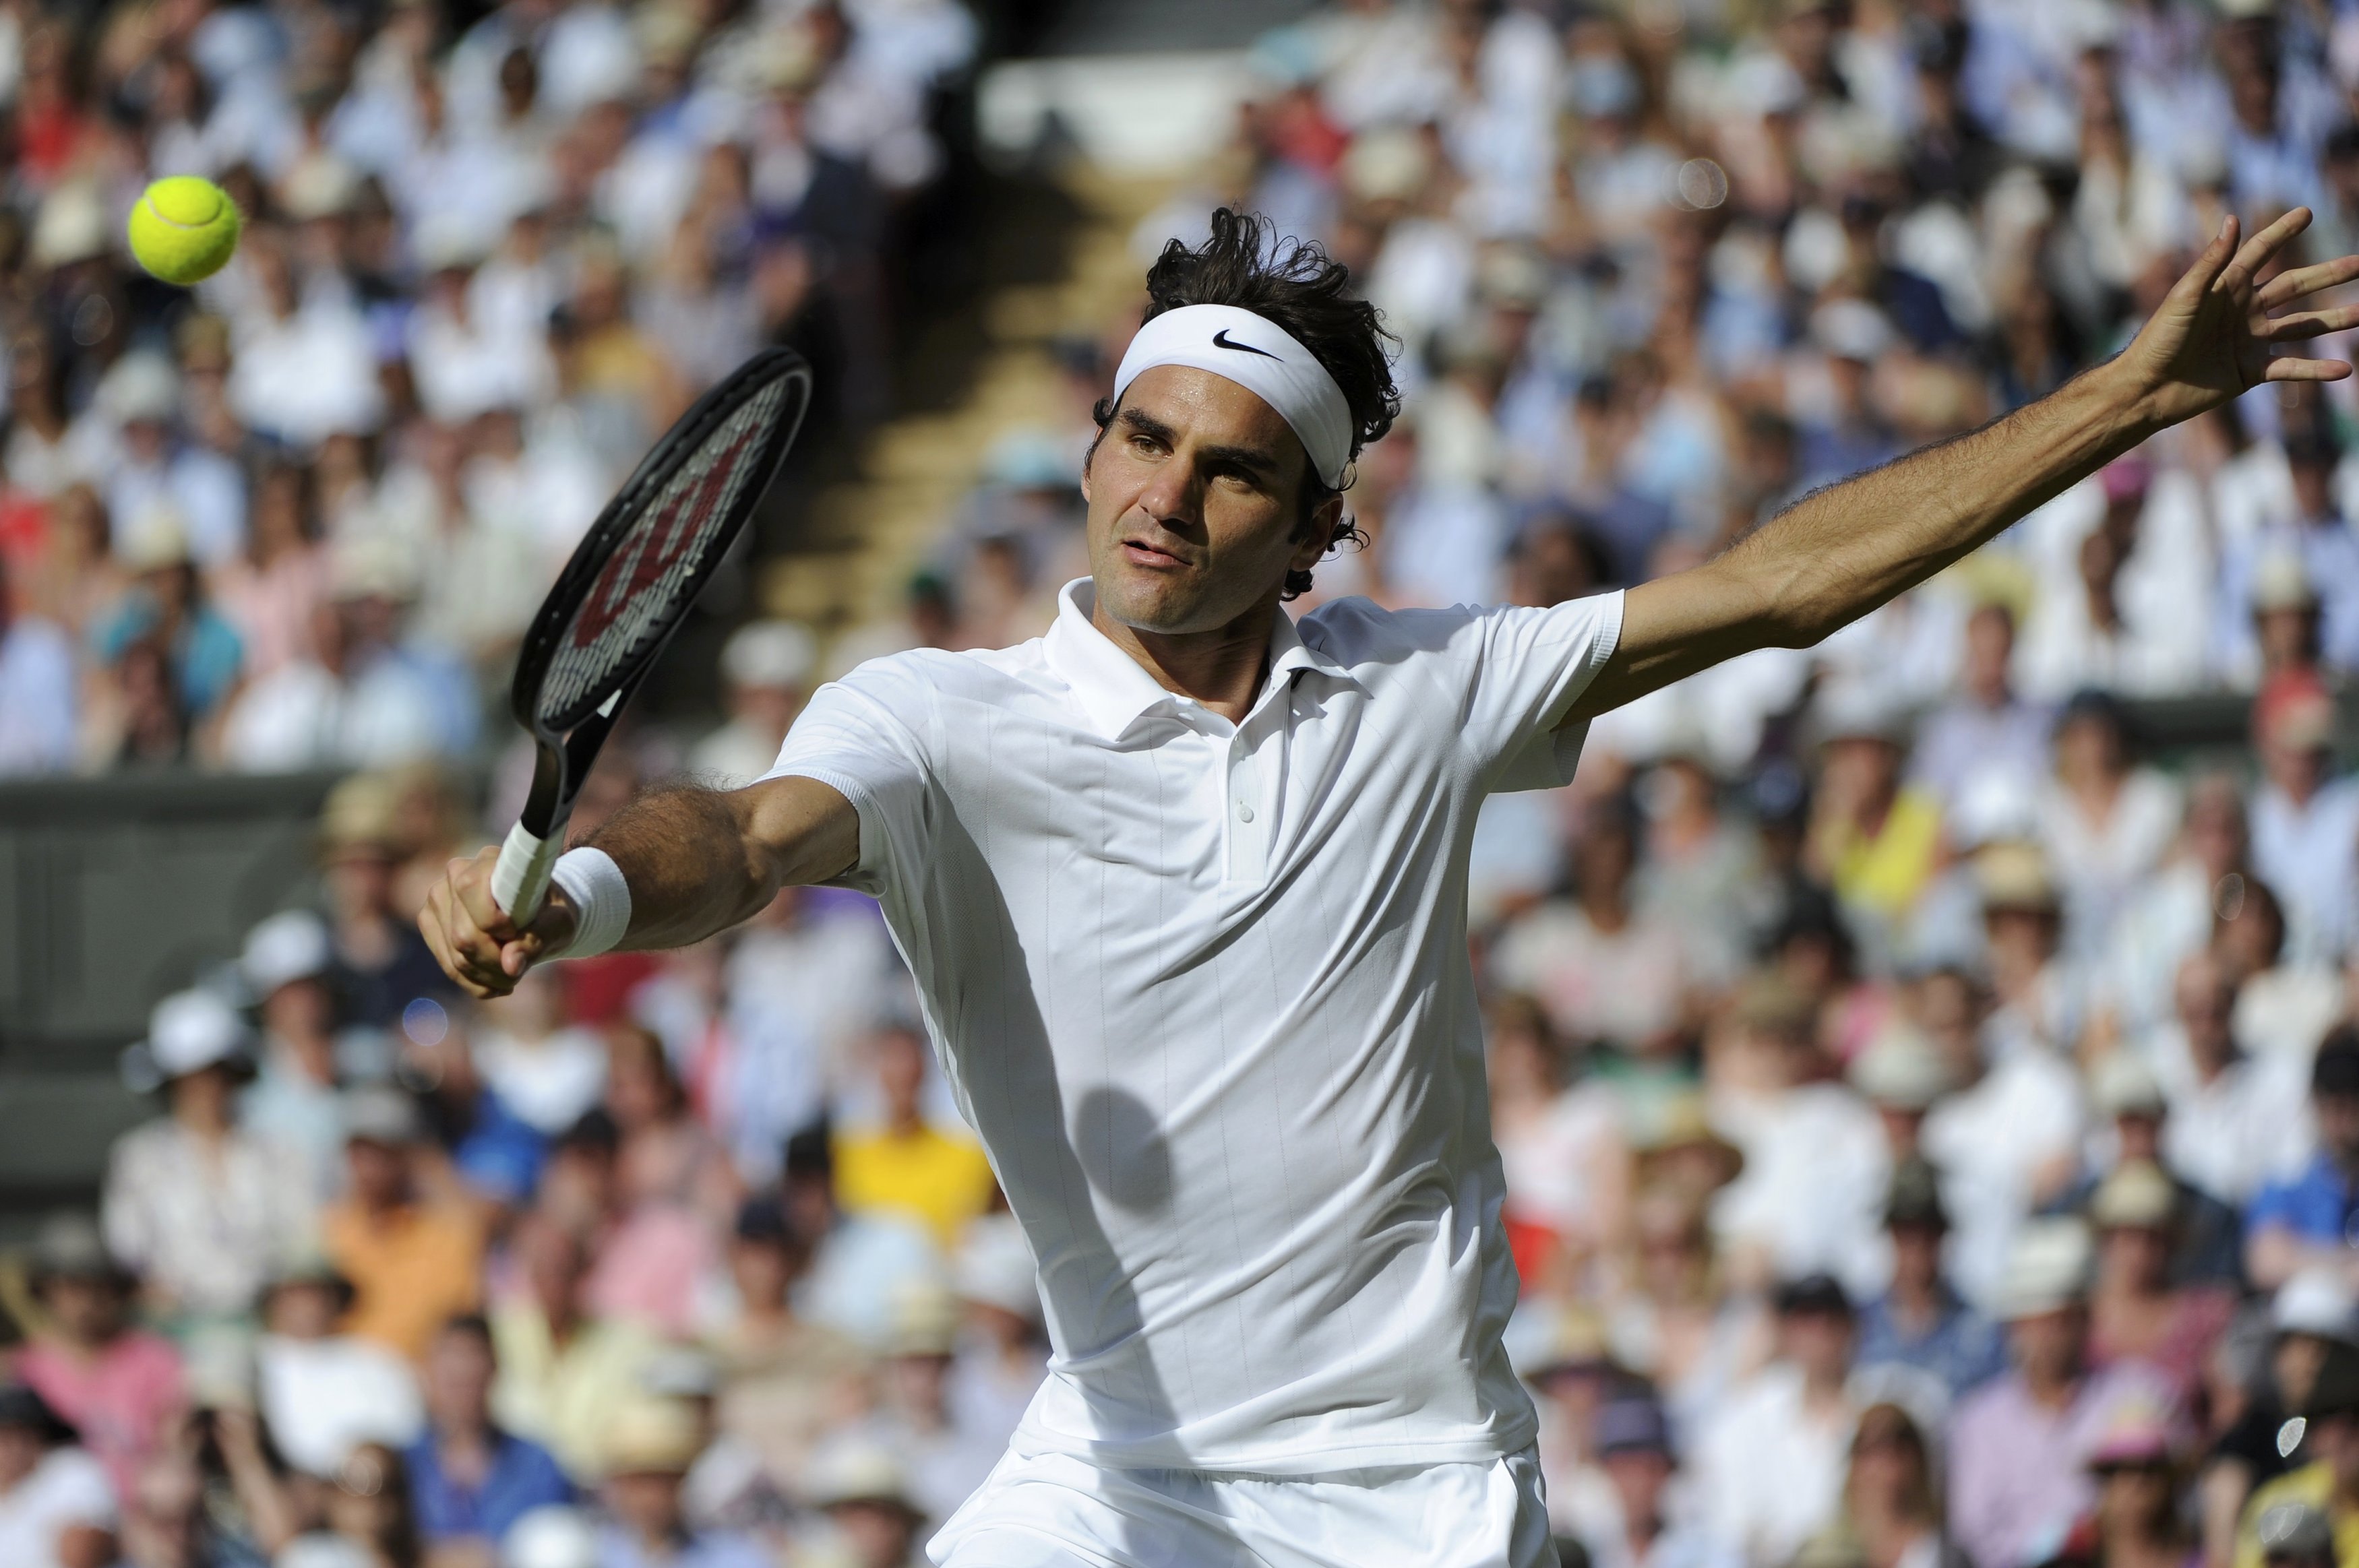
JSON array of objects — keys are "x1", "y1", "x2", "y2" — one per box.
[{"x1": 491, "y1": 347, "x2": 813, "y2": 923}]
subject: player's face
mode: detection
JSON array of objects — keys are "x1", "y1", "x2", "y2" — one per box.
[{"x1": 1083, "y1": 365, "x2": 1337, "y2": 635}]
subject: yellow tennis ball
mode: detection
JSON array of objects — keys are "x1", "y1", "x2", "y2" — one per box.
[{"x1": 127, "y1": 177, "x2": 242, "y2": 286}]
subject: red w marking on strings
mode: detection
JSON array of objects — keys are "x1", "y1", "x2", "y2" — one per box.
[{"x1": 565, "y1": 423, "x2": 760, "y2": 656}]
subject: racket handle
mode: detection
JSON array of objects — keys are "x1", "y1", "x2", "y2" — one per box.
[{"x1": 491, "y1": 821, "x2": 563, "y2": 927}]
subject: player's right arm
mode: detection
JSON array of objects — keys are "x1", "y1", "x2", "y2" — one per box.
[{"x1": 420, "y1": 774, "x2": 859, "y2": 999}]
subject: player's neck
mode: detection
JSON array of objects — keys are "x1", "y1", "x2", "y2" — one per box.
[{"x1": 1092, "y1": 598, "x2": 1277, "y2": 726}]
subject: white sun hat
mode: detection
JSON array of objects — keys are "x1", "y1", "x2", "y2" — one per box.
[
  {"x1": 123, "y1": 989, "x2": 253, "y2": 1089},
  {"x1": 241, "y1": 909, "x2": 332, "y2": 999}
]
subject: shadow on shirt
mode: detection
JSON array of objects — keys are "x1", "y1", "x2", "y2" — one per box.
[{"x1": 921, "y1": 815, "x2": 1241, "y2": 1555}]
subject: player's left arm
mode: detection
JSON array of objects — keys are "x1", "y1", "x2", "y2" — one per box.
[{"x1": 1563, "y1": 208, "x2": 2359, "y2": 724}]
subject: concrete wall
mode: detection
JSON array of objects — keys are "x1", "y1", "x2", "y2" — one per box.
[{"x1": 0, "y1": 769, "x2": 342, "y2": 1216}]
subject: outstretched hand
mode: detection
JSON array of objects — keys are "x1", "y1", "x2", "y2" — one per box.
[{"x1": 2119, "y1": 208, "x2": 2359, "y2": 430}]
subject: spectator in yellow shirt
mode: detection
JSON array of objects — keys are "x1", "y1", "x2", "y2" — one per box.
[
  {"x1": 833, "y1": 1025, "x2": 996, "y2": 1249},
  {"x1": 489, "y1": 1210, "x2": 658, "y2": 1482},
  {"x1": 321, "y1": 1086, "x2": 483, "y2": 1360},
  {"x1": 2237, "y1": 1340, "x2": 2359, "y2": 1568},
  {"x1": 1808, "y1": 686, "x2": 1944, "y2": 931}
]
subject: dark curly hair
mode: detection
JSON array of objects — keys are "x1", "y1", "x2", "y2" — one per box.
[{"x1": 1091, "y1": 208, "x2": 1400, "y2": 598}]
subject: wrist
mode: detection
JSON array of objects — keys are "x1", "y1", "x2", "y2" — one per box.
[
  {"x1": 546, "y1": 847, "x2": 631, "y2": 959},
  {"x1": 2084, "y1": 354, "x2": 2164, "y2": 446},
  {"x1": 2047, "y1": 356, "x2": 2162, "y2": 476}
]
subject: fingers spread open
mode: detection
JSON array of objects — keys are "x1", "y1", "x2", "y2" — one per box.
[
  {"x1": 2259, "y1": 305, "x2": 2359, "y2": 342},
  {"x1": 2186, "y1": 217, "x2": 2241, "y2": 301},
  {"x1": 2219, "y1": 208, "x2": 2313, "y2": 297},
  {"x1": 2263, "y1": 355, "x2": 2354, "y2": 383},
  {"x1": 2258, "y1": 253, "x2": 2359, "y2": 310}
]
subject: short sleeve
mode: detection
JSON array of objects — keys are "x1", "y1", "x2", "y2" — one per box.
[
  {"x1": 763, "y1": 662, "x2": 938, "y2": 898},
  {"x1": 38, "y1": 1448, "x2": 118, "y2": 1529},
  {"x1": 2243, "y1": 1174, "x2": 2313, "y2": 1240},
  {"x1": 99, "y1": 1136, "x2": 154, "y2": 1273},
  {"x1": 1464, "y1": 592, "x2": 1624, "y2": 791}
]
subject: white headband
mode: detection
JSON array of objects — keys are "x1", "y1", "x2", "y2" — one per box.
[{"x1": 1111, "y1": 304, "x2": 1354, "y2": 489}]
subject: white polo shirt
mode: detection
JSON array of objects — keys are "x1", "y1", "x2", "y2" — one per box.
[{"x1": 768, "y1": 578, "x2": 1624, "y2": 1472}]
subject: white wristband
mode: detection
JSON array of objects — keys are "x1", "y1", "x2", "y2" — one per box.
[{"x1": 546, "y1": 847, "x2": 632, "y2": 960}]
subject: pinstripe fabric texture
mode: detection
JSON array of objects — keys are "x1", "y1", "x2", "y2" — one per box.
[{"x1": 768, "y1": 579, "x2": 1623, "y2": 1474}]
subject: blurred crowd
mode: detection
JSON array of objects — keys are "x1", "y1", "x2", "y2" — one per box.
[
  {"x1": 4, "y1": 757, "x2": 1026, "y2": 1568},
  {"x1": 0, "y1": 0, "x2": 975, "y2": 777},
  {"x1": 25, "y1": 0, "x2": 2359, "y2": 1565}
]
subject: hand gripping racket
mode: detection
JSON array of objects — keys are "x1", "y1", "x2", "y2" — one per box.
[{"x1": 490, "y1": 347, "x2": 813, "y2": 925}]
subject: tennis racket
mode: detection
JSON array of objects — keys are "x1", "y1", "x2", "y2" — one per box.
[{"x1": 489, "y1": 347, "x2": 814, "y2": 924}]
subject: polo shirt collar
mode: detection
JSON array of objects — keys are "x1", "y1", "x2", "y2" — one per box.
[
  {"x1": 1043, "y1": 577, "x2": 1351, "y2": 741},
  {"x1": 1266, "y1": 592, "x2": 1354, "y2": 689}
]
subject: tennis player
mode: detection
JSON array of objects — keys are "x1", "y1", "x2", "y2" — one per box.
[{"x1": 423, "y1": 206, "x2": 2359, "y2": 1567}]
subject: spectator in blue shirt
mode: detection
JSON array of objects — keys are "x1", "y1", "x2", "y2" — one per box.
[
  {"x1": 401, "y1": 998, "x2": 547, "y2": 1209},
  {"x1": 0, "y1": 555, "x2": 75, "y2": 775},
  {"x1": 94, "y1": 505, "x2": 243, "y2": 721},
  {"x1": 448, "y1": 1088, "x2": 545, "y2": 1210},
  {"x1": 2248, "y1": 1030, "x2": 2359, "y2": 1291},
  {"x1": 2045, "y1": 1051, "x2": 2244, "y2": 1288},
  {"x1": 2217, "y1": 430, "x2": 2359, "y2": 681},
  {"x1": 1856, "y1": 1158, "x2": 2009, "y2": 1398},
  {"x1": 402, "y1": 1314, "x2": 572, "y2": 1553}
]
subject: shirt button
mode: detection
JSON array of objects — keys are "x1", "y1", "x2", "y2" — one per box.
[{"x1": 1235, "y1": 801, "x2": 1255, "y2": 823}]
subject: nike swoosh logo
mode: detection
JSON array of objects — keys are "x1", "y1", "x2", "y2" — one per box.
[{"x1": 1211, "y1": 329, "x2": 1279, "y2": 359}]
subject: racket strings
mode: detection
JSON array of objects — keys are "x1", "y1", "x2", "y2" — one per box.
[{"x1": 539, "y1": 376, "x2": 791, "y2": 726}]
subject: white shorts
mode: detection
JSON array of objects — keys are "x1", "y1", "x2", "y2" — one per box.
[{"x1": 927, "y1": 1445, "x2": 1557, "y2": 1568}]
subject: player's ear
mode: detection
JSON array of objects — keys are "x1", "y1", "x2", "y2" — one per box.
[{"x1": 1290, "y1": 491, "x2": 1343, "y2": 571}]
